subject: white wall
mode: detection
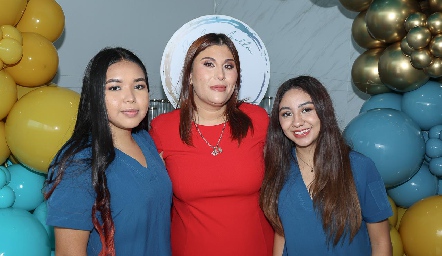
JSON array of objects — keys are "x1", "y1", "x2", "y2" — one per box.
[{"x1": 53, "y1": 0, "x2": 367, "y2": 129}]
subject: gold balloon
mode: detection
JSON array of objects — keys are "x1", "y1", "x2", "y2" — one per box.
[
  {"x1": 378, "y1": 42, "x2": 429, "y2": 92},
  {"x1": 351, "y1": 48, "x2": 392, "y2": 94},
  {"x1": 405, "y1": 12, "x2": 427, "y2": 32},
  {"x1": 15, "y1": 0, "x2": 65, "y2": 42},
  {"x1": 16, "y1": 82, "x2": 56, "y2": 99},
  {"x1": 0, "y1": 70, "x2": 17, "y2": 120},
  {"x1": 429, "y1": 0, "x2": 442, "y2": 12},
  {"x1": 390, "y1": 226, "x2": 404, "y2": 256},
  {"x1": 352, "y1": 11, "x2": 387, "y2": 49},
  {"x1": 366, "y1": 0, "x2": 422, "y2": 43},
  {"x1": 410, "y1": 47, "x2": 433, "y2": 68},
  {"x1": 5, "y1": 32, "x2": 58, "y2": 87},
  {"x1": 427, "y1": 12, "x2": 442, "y2": 35},
  {"x1": 400, "y1": 37, "x2": 414, "y2": 56},
  {"x1": 406, "y1": 26, "x2": 432, "y2": 49},
  {"x1": 429, "y1": 34, "x2": 442, "y2": 57},
  {"x1": 1, "y1": 25, "x2": 23, "y2": 44},
  {"x1": 423, "y1": 57, "x2": 442, "y2": 77},
  {"x1": 0, "y1": 38, "x2": 23, "y2": 65},
  {"x1": 388, "y1": 196, "x2": 398, "y2": 227},
  {"x1": 396, "y1": 207, "x2": 407, "y2": 229},
  {"x1": 0, "y1": 121, "x2": 10, "y2": 164},
  {"x1": 338, "y1": 0, "x2": 373, "y2": 12},
  {"x1": 0, "y1": 0, "x2": 27, "y2": 26}
]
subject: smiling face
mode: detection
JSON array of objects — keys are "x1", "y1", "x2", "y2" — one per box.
[
  {"x1": 105, "y1": 60, "x2": 149, "y2": 135},
  {"x1": 189, "y1": 44, "x2": 238, "y2": 111},
  {"x1": 278, "y1": 88, "x2": 321, "y2": 151}
]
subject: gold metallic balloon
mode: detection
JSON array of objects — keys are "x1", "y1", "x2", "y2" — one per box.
[
  {"x1": 427, "y1": 12, "x2": 442, "y2": 35},
  {"x1": 352, "y1": 11, "x2": 387, "y2": 49},
  {"x1": 423, "y1": 57, "x2": 442, "y2": 77},
  {"x1": 366, "y1": 0, "x2": 422, "y2": 43},
  {"x1": 338, "y1": 0, "x2": 373, "y2": 12},
  {"x1": 379, "y1": 42, "x2": 429, "y2": 92},
  {"x1": 406, "y1": 26, "x2": 432, "y2": 49},
  {"x1": 351, "y1": 48, "x2": 392, "y2": 95},
  {"x1": 400, "y1": 37, "x2": 414, "y2": 56},
  {"x1": 429, "y1": 0, "x2": 442, "y2": 12},
  {"x1": 405, "y1": 12, "x2": 427, "y2": 32},
  {"x1": 429, "y1": 34, "x2": 442, "y2": 57},
  {"x1": 410, "y1": 47, "x2": 433, "y2": 68}
]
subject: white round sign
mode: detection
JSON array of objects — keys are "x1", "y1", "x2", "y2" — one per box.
[{"x1": 160, "y1": 15, "x2": 270, "y2": 108}]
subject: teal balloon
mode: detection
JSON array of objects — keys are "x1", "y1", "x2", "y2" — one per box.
[
  {"x1": 0, "y1": 186, "x2": 15, "y2": 208},
  {"x1": 8, "y1": 164, "x2": 45, "y2": 211},
  {"x1": 429, "y1": 157, "x2": 442, "y2": 176},
  {"x1": 344, "y1": 108, "x2": 425, "y2": 187},
  {"x1": 429, "y1": 125, "x2": 442, "y2": 139},
  {"x1": 359, "y1": 92, "x2": 402, "y2": 113},
  {"x1": 387, "y1": 163, "x2": 438, "y2": 208},
  {"x1": 0, "y1": 168, "x2": 6, "y2": 188},
  {"x1": 426, "y1": 138, "x2": 442, "y2": 158},
  {"x1": 0, "y1": 208, "x2": 50, "y2": 256},
  {"x1": 439, "y1": 179, "x2": 442, "y2": 195},
  {"x1": 0, "y1": 166, "x2": 11, "y2": 183},
  {"x1": 402, "y1": 80, "x2": 442, "y2": 131},
  {"x1": 33, "y1": 201, "x2": 55, "y2": 249}
]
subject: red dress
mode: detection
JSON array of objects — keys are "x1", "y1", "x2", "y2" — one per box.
[{"x1": 150, "y1": 103, "x2": 274, "y2": 256}]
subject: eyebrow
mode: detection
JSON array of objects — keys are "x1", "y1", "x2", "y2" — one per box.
[
  {"x1": 279, "y1": 101, "x2": 314, "y2": 112},
  {"x1": 105, "y1": 77, "x2": 146, "y2": 84},
  {"x1": 200, "y1": 56, "x2": 235, "y2": 63}
]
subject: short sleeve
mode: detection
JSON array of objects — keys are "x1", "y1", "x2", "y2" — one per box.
[
  {"x1": 149, "y1": 119, "x2": 163, "y2": 153},
  {"x1": 46, "y1": 153, "x2": 95, "y2": 231}
]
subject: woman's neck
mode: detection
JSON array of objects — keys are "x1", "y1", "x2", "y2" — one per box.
[{"x1": 193, "y1": 105, "x2": 227, "y2": 125}]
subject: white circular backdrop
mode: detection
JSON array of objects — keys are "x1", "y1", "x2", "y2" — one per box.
[{"x1": 160, "y1": 15, "x2": 270, "y2": 108}]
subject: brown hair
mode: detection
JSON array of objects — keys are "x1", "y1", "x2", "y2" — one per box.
[
  {"x1": 260, "y1": 76, "x2": 362, "y2": 246},
  {"x1": 178, "y1": 33, "x2": 252, "y2": 145}
]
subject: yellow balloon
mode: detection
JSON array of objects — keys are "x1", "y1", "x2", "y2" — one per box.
[
  {"x1": 388, "y1": 196, "x2": 398, "y2": 227},
  {"x1": 406, "y1": 26, "x2": 432, "y2": 50},
  {"x1": 0, "y1": 70, "x2": 17, "y2": 120},
  {"x1": 338, "y1": 0, "x2": 373, "y2": 12},
  {"x1": 0, "y1": 121, "x2": 10, "y2": 164},
  {"x1": 378, "y1": 42, "x2": 429, "y2": 92},
  {"x1": 5, "y1": 86, "x2": 79, "y2": 173},
  {"x1": 15, "y1": 0, "x2": 65, "y2": 42},
  {"x1": 5, "y1": 32, "x2": 58, "y2": 87},
  {"x1": 352, "y1": 11, "x2": 387, "y2": 49},
  {"x1": 365, "y1": 0, "x2": 421, "y2": 43},
  {"x1": 429, "y1": 34, "x2": 442, "y2": 57},
  {"x1": 427, "y1": 12, "x2": 442, "y2": 35},
  {"x1": 16, "y1": 83, "x2": 56, "y2": 100},
  {"x1": 0, "y1": 38, "x2": 23, "y2": 65},
  {"x1": 399, "y1": 195, "x2": 442, "y2": 256},
  {"x1": 351, "y1": 48, "x2": 393, "y2": 95},
  {"x1": 410, "y1": 48, "x2": 433, "y2": 68},
  {"x1": 1, "y1": 25, "x2": 23, "y2": 44},
  {"x1": 0, "y1": 0, "x2": 27, "y2": 26},
  {"x1": 404, "y1": 12, "x2": 427, "y2": 32},
  {"x1": 396, "y1": 206, "x2": 407, "y2": 229},
  {"x1": 390, "y1": 226, "x2": 404, "y2": 256},
  {"x1": 424, "y1": 57, "x2": 442, "y2": 77}
]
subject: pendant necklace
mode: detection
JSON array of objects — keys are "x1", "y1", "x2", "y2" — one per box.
[
  {"x1": 194, "y1": 116, "x2": 227, "y2": 156},
  {"x1": 296, "y1": 149, "x2": 314, "y2": 172}
]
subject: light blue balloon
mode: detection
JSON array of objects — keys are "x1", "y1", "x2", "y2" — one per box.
[
  {"x1": 344, "y1": 108, "x2": 425, "y2": 187},
  {"x1": 387, "y1": 163, "x2": 438, "y2": 208},
  {"x1": 426, "y1": 138, "x2": 442, "y2": 158},
  {"x1": 429, "y1": 157, "x2": 442, "y2": 176},
  {"x1": 7, "y1": 164, "x2": 45, "y2": 211},
  {"x1": 402, "y1": 80, "x2": 442, "y2": 131},
  {"x1": 0, "y1": 168, "x2": 6, "y2": 188},
  {"x1": 0, "y1": 208, "x2": 50, "y2": 256},
  {"x1": 359, "y1": 92, "x2": 402, "y2": 113},
  {"x1": 429, "y1": 124, "x2": 442, "y2": 139},
  {"x1": 439, "y1": 179, "x2": 442, "y2": 195},
  {"x1": 0, "y1": 166, "x2": 11, "y2": 184},
  {"x1": 33, "y1": 201, "x2": 55, "y2": 249},
  {"x1": 0, "y1": 186, "x2": 15, "y2": 208}
]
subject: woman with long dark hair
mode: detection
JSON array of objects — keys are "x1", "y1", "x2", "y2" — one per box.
[
  {"x1": 150, "y1": 33, "x2": 273, "y2": 255},
  {"x1": 260, "y1": 76, "x2": 392, "y2": 255},
  {"x1": 45, "y1": 47, "x2": 172, "y2": 256}
]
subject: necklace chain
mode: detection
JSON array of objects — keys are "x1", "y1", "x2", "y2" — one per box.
[
  {"x1": 296, "y1": 149, "x2": 314, "y2": 172},
  {"x1": 194, "y1": 118, "x2": 227, "y2": 156}
]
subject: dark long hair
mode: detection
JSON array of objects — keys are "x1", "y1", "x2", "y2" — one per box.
[
  {"x1": 178, "y1": 33, "x2": 252, "y2": 145},
  {"x1": 45, "y1": 47, "x2": 149, "y2": 256},
  {"x1": 260, "y1": 76, "x2": 361, "y2": 246}
]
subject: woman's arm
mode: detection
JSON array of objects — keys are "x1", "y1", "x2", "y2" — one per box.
[
  {"x1": 366, "y1": 219, "x2": 392, "y2": 256},
  {"x1": 54, "y1": 227, "x2": 90, "y2": 256},
  {"x1": 273, "y1": 233, "x2": 285, "y2": 256}
]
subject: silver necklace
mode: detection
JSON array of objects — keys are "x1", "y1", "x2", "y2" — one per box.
[
  {"x1": 296, "y1": 150, "x2": 314, "y2": 172},
  {"x1": 194, "y1": 118, "x2": 227, "y2": 156}
]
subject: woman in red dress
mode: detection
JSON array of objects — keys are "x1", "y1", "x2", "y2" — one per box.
[{"x1": 150, "y1": 33, "x2": 273, "y2": 256}]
